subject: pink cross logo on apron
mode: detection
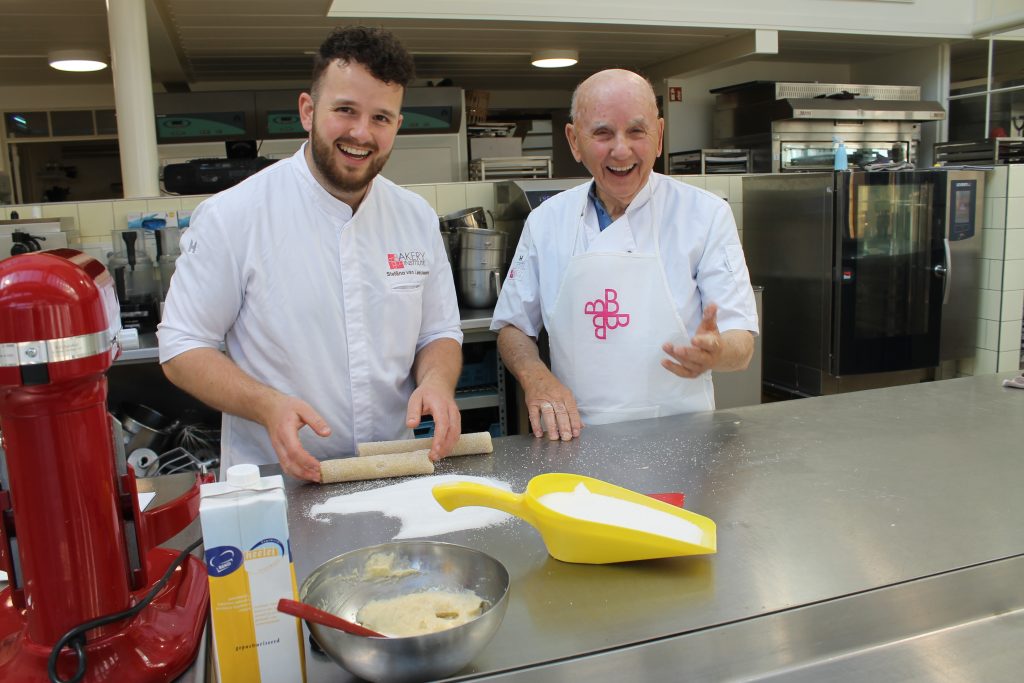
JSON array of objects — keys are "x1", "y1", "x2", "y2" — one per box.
[{"x1": 584, "y1": 288, "x2": 631, "y2": 340}]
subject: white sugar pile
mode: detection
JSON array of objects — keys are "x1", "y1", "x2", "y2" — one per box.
[
  {"x1": 310, "y1": 475, "x2": 512, "y2": 540},
  {"x1": 538, "y1": 483, "x2": 704, "y2": 545}
]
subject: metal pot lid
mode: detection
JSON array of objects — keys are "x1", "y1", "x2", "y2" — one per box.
[{"x1": 441, "y1": 206, "x2": 486, "y2": 222}]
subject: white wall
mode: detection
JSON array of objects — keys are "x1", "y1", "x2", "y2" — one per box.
[
  {"x1": 974, "y1": 0, "x2": 1024, "y2": 32},
  {"x1": 487, "y1": 90, "x2": 574, "y2": 111},
  {"x1": 663, "y1": 60, "x2": 850, "y2": 154},
  {"x1": 0, "y1": 84, "x2": 117, "y2": 110}
]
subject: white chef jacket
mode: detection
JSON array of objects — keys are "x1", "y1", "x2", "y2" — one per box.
[
  {"x1": 491, "y1": 173, "x2": 758, "y2": 403},
  {"x1": 158, "y1": 145, "x2": 463, "y2": 470}
]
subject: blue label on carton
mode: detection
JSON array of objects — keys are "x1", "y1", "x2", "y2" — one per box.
[{"x1": 205, "y1": 545, "x2": 243, "y2": 577}]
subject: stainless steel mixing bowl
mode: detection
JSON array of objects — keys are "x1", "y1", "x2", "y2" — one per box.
[{"x1": 299, "y1": 541, "x2": 510, "y2": 683}]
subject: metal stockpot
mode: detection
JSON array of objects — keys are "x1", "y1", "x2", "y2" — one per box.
[
  {"x1": 459, "y1": 267, "x2": 503, "y2": 309},
  {"x1": 458, "y1": 227, "x2": 503, "y2": 251},
  {"x1": 437, "y1": 219, "x2": 456, "y2": 268},
  {"x1": 459, "y1": 247, "x2": 504, "y2": 269}
]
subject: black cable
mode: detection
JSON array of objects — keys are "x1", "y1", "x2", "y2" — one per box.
[{"x1": 47, "y1": 537, "x2": 203, "y2": 683}]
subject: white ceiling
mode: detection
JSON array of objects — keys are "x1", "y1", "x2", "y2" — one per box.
[{"x1": 0, "y1": 0, "x2": 1002, "y2": 93}]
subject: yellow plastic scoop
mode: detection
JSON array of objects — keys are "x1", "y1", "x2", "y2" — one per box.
[{"x1": 432, "y1": 473, "x2": 716, "y2": 564}]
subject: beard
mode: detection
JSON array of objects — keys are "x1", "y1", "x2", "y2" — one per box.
[{"x1": 309, "y1": 118, "x2": 391, "y2": 197}]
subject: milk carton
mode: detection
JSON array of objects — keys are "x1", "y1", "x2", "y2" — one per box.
[{"x1": 199, "y1": 464, "x2": 306, "y2": 683}]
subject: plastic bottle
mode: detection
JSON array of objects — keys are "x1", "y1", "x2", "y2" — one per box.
[{"x1": 833, "y1": 135, "x2": 848, "y2": 171}]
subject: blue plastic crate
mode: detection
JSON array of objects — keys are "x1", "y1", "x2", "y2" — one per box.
[
  {"x1": 457, "y1": 347, "x2": 498, "y2": 389},
  {"x1": 413, "y1": 420, "x2": 435, "y2": 438}
]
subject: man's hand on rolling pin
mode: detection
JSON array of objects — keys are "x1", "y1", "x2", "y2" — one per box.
[
  {"x1": 262, "y1": 395, "x2": 330, "y2": 482},
  {"x1": 522, "y1": 368, "x2": 581, "y2": 441},
  {"x1": 406, "y1": 381, "x2": 461, "y2": 462},
  {"x1": 661, "y1": 303, "x2": 723, "y2": 379}
]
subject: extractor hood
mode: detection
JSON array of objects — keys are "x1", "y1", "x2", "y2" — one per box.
[
  {"x1": 774, "y1": 98, "x2": 946, "y2": 122},
  {"x1": 711, "y1": 80, "x2": 946, "y2": 122}
]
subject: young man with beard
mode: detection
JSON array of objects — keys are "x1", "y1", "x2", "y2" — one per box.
[
  {"x1": 491, "y1": 69, "x2": 758, "y2": 440},
  {"x1": 158, "y1": 27, "x2": 463, "y2": 481}
]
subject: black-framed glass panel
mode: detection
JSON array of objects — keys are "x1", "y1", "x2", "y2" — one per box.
[
  {"x1": 4, "y1": 111, "x2": 49, "y2": 138},
  {"x1": 834, "y1": 172, "x2": 944, "y2": 374},
  {"x1": 50, "y1": 110, "x2": 95, "y2": 136},
  {"x1": 95, "y1": 109, "x2": 118, "y2": 135}
]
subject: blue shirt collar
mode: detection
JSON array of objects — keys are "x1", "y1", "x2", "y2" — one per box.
[{"x1": 588, "y1": 182, "x2": 614, "y2": 231}]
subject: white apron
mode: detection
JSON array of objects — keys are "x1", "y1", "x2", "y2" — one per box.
[{"x1": 548, "y1": 184, "x2": 715, "y2": 425}]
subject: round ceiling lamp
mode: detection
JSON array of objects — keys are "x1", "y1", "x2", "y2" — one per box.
[
  {"x1": 531, "y1": 49, "x2": 578, "y2": 69},
  {"x1": 48, "y1": 49, "x2": 108, "y2": 73}
]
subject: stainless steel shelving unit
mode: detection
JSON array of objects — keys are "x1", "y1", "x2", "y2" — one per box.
[{"x1": 111, "y1": 308, "x2": 510, "y2": 434}]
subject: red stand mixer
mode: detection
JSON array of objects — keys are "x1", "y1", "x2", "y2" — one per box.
[{"x1": 0, "y1": 250, "x2": 209, "y2": 682}]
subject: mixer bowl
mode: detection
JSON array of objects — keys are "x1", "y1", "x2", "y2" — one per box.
[{"x1": 299, "y1": 541, "x2": 510, "y2": 683}]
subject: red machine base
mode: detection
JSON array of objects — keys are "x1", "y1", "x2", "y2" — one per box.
[{"x1": 0, "y1": 548, "x2": 208, "y2": 682}]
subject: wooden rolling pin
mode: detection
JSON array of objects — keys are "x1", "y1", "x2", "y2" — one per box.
[
  {"x1": 321, "y1": 450, "x2": 435, "y2": 484},
  {"x1": 319, "y1": 432, "x2": 494, "y2": 484},
  {"x1": 356, "y1": 431, "x2": 493, "y2": 458}
]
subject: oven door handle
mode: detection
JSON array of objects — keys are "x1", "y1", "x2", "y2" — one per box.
[{"x1": 933, "y1": 238, "x2": 951, "y2": 305}]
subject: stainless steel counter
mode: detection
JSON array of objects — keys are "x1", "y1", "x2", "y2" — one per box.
[{"x1": 269, "y1": 372, "x2": 1023, "y2": 682}]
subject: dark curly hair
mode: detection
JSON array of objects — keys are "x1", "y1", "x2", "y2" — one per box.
[{"x1": 311, "y1": 26, "x2": 415, "y2": 98}]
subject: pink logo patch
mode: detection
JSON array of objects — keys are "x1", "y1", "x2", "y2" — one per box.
[
  {"x1": 584, "y1": 288, "x2": 630, "y2": 340},
  {"x1": 387, "y1": 253, "x2": 404, "y2": 269}
]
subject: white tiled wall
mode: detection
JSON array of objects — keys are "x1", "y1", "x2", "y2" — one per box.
[
  {"x1": 2, "y1": 195, "x2": 213, "y2": 264},
  {"x1": 976, "y1": 166, "x2": 1024, "y2": 373}
]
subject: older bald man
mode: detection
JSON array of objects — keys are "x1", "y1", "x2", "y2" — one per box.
[{"x1": 490, "y1": 69, "x2": 759, "y2": 440}]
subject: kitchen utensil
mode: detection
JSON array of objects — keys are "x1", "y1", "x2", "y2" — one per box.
[
  {"x1": 276, "y1": 598, "x2": 386, "y2": 638},
  {"x1": 0, "y1": 250, "x2": 208, "y2": 681},
  {"x1": 299, "y1": 541, "x2": 509, "y2": 683},
  {"x1": 433, "y1": 473, "x2": 716, "y2": 564},
  {"x1": 458, "y1": 226, "x2": 504, "y2": 250},
  {"x1": 440, "y1": 206, "x2": 489, "y2": 231},
  {"x1": 114, "y1": 229, "x2": 158, "y2": 299},
  {"x1": 320, "y1": 432, "x2": 495, "y2": 484},
  {"x1": 119, "y1": 402, "x2": 176, "y2": 454},
  {"x1": 438, "y1": 219, "x2": 456, "y2": 268},
  {"x1": 459, "y1": 246, "x2": 504, "y2": 269},
  {"x1": 357, "y1": 431, "x2": 493, "y2": 457},
  {"x1": 320, "y1": 450, "x2": 436, "y2": 484},
  {"x1": 108, "y1": 229, "x2": 160, "y2": 332},
  {"x1": 458, "y1": 267, "x2": 503, "y2": 309}
]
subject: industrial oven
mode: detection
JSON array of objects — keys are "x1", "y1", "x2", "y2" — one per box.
[{"x1": 743, "y1": 169, "x2": 984, "y2": 396}]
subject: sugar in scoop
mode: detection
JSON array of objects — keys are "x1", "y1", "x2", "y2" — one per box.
[{"x1": 537, "y1": 483, "x2": 704, "y2": 546}]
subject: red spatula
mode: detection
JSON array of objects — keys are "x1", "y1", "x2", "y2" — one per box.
[{"x1": 277, "y1": 598, "x2": 386, "y2": 638}]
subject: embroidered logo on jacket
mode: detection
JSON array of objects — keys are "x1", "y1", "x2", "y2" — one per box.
[
  {"x1": 584, "y1": 288, "x2": 630, "y2": 340},
  {"x1": 386, "y1": 250, "x2": 428, "y2": 278}
]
